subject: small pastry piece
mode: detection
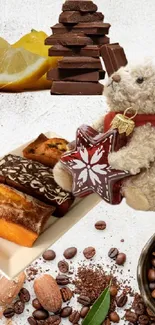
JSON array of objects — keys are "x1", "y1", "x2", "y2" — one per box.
[
  {"x1": 23, "y1": 133, "x2": 68, "y2": 167},
  {"x1": 0, "y1": 272, "x2": 26, "y2": 306},
  {"x1": 0, "y1": 155, "x2": 73, "y2": 217},
  {"x1": 0, "y1": 184, "x2": 54, "y2": 247}
]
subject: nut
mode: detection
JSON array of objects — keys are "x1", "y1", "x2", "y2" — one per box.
[
  {"x1": 34, "y1": 274, "x2": 62, "y2": 312},
  {"x1": 0, "y1": 272, "x2": 26, "y2": 306}
]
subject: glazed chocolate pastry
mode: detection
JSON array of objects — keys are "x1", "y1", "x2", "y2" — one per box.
[
  {"x1": 47, "y1": 68, "x2": 105, "y2": 82},
  {"x1": 0, "y1": 184, "x2": 54, "y2": 247},
  {"x1": 0, "y1": 154, "x2": 74, "y2": 217},
  {"x1": 58, "y1": 57, "x2": 103, "y2": 69},
  {"x1": 62, "y1": 0, "x2": 98, "y2": 13},
  {"x1": 48, "y1": 45, "x2": 100, "y2": 57},
  {"x1": 59, "y1": 11, "x2": 104, "y2": 24},
  {"x1": 51, "y1": 81, "x2": 103, "y2": 95},
  {"x1": 23, "y1": 133, "x2": 68, "y2": 167},
  {"x1": 101, "y1": 43, "x2": 128, "y2": 76},
  {"x1": 51, "y1": 22, "x2": 111, "y2": 36},
  {"x1": 45, "y1": 33, "x2": 93, "y2": 47}
]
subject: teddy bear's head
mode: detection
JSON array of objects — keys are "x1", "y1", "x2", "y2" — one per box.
[{"x1": 104, "y1": 60, "x2": 155, "y2": 114}]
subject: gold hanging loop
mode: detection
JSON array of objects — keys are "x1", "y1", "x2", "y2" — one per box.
[{"x1": 111, "y1": 107, "x2": 138, "y2": 136}]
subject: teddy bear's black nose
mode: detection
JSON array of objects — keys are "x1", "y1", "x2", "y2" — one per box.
[{"x1": 112, "y1": 74, "x2": 121, "y2": 83}]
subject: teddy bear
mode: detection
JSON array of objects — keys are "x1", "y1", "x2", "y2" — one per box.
[{"x1": 53, "y1": 59, "x2": 155, "y2": 211}]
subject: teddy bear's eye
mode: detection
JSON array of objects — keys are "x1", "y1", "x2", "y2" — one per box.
[{"x1": 136, "y1": 77, "x2": 144, "y2": 84}]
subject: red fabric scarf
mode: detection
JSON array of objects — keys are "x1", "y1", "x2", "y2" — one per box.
[{"x1": 104, "y1": 112, "x2": 155, "y2": 133}]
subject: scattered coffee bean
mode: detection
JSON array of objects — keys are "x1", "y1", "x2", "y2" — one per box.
[
  {"x1": 134, "y1": 302, "x2": 145, "y2": 315},
  {"x1": 125, "y1": 310, "x2": 138, "y2": 323},
  {"x1": 60, "y1": 286, "x2": 73, "y2": 302},
  {"x1": 116, "y1": 293, "x2": 128, "y2": 307},
  {"x1": 32, "y1": 298, "x2": 43, "y2": 310},
  {"x1": 108, "y1": 248, "x2": 119, "y2": 259},
  {"x1": 95, "y1": 220, "x2": 106, "y2": 230},
  {"x1": 63, "y1": 247, "x2": 77, "y2": 259},
  {"x1": 28, "y1": 316, "x2": 37, "y2": 325},
  {"x1": 138, "y1": 314, "x2": 149, "y2": 324},
  {"x1": 56, "y1": 274, "x2": 70, "y2": 285},
  {"x1": 152, "y1": 289, "x2": 155, "y2": 298},
  {"x1": 116, "y1": 253, "x2": 126, "y2": 265},
  {"x1": 47, "y1": 315, "x2": 61, "y2": 324},
  {"x1": 33, "y1": 309, "x2": 49, "y2": 320},
  {"x1": 14, "y1": 300, "x2": 25, "y2": 314},
  {"x1": 19, "y1": 288, "x2": 30, "y2": 302},
  {"x1": 77, "y1": 295, "x2": 91, "y2": 306},
  {"x1": 148, "y1": 269, "x2": 155, "y2": 282},
  {"x1": 69, "y1": 310, "x2": 80, "y2": 324},
  {"x1": 149, "y1": 283, "x2": 155, "y2": 291},
  {"x1": 110, "y1": 286, "x2": 118, "y2": 297},
  {"x1": 102, "y1": 319, "x2": 111, "y2": 325},
  {"x1": 60, "y1": 306, "x2": 72, "y2": 317},
  {"x1": 146, "y1": 307, "x2": 155, "y2": 318},
  {"x1": 3, "y1": 307, "x2": 15, "y2": 318},
  {"x1": 80, "y1": 307, "x2": 90, "y2": 318},
  {"x1": 83, "y1": 247, "x2": 96, "y2": 259},
  {"x1": 58, "y1": 260, "x2": 69, "y2": 273},
  {"x1": 109, "y1": 312, "x2": 120, "y2": 323},
  {"x1": 42, "y1": 250, "x2": 56, "y2": 261}
]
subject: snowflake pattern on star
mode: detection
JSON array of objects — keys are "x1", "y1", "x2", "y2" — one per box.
[{"x1": 61, "y1": 125, "x2": 130, "y2": 205}]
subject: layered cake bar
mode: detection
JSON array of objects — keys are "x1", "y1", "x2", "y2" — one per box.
[
  {"x1": 0, "y1": 184, "x2": 54, "y2": 247},
  {"x1": 0, "y1": 154, "x2": 74, "y2": 217}
]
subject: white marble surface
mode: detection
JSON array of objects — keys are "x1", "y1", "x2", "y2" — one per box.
[{"x1": 1, "y1": 0, "x2": 155, "y2": 324}]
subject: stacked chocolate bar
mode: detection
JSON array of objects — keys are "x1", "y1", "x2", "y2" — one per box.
[{"x1": 45, "y1": 0, "x2": 128, "y2": 95}]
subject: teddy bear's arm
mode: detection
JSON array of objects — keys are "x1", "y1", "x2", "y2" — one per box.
[{"x1": 108, "y1": 124, "x2": 155, "y2": 175}]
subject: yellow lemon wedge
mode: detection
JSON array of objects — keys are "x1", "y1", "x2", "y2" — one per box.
[
  {"x1": 0, "y1": 37, "x2": 10, "y2": 48},
  {"x1": 0, "y1": 46, "x2": 49, "y2": 91}
]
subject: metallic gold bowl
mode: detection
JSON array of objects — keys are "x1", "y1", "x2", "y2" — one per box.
[{"x1": 137, "y1": 234, "x2": 155, "y2": 314}]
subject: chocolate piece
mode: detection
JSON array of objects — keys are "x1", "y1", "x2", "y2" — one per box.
[
  {"x1": 45, "y1": 33, "x2": 93, "y2": 47},
  {"x1": 59, "y1": 11, "x2": 104, "y2": 24},
  {"x1": 58, "y1": 57, "x2": 102, "y2": 69},
  {"x1": 48, "y1": 45, "x2": 100, "y2": 57},
  {"x1": 47, "y1": 68, "x2": 105, "y2": 82},
  {"x1": 42, "y1": 250, "x2": 56, "y2": 261},
  {"x1": 101, "y1": 43, "x2": 128, "y2": 76},
  {"x1": 0, "y1": 154, "x2": 73, "y2": 217},
  {"x1": 62, "y1": 0, "x2": 97, "y2": 12},
  {"x1": 51, "y1": 81, "x2": 103, "y2": 95},
  {"x1": 63, "y1": 247, "x2": 77, "y2": 259},
  {"x1": 90, "y1": 35, "x2": 109, "y2": 45},
  {"x1": 52, "y1": 22, "x2": 111, "y2": 35}
]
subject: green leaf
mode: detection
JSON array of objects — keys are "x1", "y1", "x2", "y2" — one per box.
[{"x1": 82, "y1": 286, "x2": 110, "y2": 325}]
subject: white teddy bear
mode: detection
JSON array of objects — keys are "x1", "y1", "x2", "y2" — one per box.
[{"x1": 53, "y1": 60, "x2": 155, "y2": 211}]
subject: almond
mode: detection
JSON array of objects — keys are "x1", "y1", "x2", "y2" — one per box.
[
  {"x1": 34, "y1": 274, "x2": 62, "y2": 312},
  {"x1": 0, "y1": 272, "x2": 26, "y2": 306}
]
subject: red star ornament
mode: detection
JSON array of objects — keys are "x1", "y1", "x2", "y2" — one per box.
[{"x1": 60, "y1": 125, "x2": 130, "y2": 204}]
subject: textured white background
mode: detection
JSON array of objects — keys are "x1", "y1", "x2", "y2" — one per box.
[{"x1": 1, "y1": 0, "x2": 155, "y2": 324}]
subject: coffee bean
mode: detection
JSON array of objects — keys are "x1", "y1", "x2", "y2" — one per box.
[
  {"x1": 125, "y1": 311, "x2": 138, "y2": 323},
  {"x1": 19, "y1": 287, "x2": 30, "y2": 302},
  {"x1": 56, "y1": 274, "x2": 70, "y2": 285},
  {"x1": 80, "y1": 307, "x2": 90, "y2": 318},
  {"x1": 58, "y1": 260, "x2": 69, "y2": 273},
  {"x1": 69, "y1": 310, "x2": 80, "y2": 324},
  {"x1": 108, "y1": 248, "x2": 119, "y2": 259},
  {"x1": 116, "y1": 253, "x2": 126, "y2": 265},
  {"x1": 95, "y1": 220, "x2": 106, "y2": 230},
  {"x1": 110, "y1": 286, "x2": 118, "y2": 297},
  {"x1": 138, "y1": 314, "x2": 149, "y2": 324},
  {"x1": 77, "y1": 295, "x2": 91, "y2": 306},
  {"x1": 83, "y1": 247, "x2": 96, "y2": 259},
  {"x1": 134, "y1": 302, "x2": 145, "y2": 315},
  {"x1": 3, "y1": 307, "x2": 15, "y2": 318},
  {"x1": 109, "y1": 312, "x2": 120, "y2": 323},
  {"x1": 14, "y1": 300, "x2": 25, "y2": 314},
  {"x1": 149, "y1": 283, "x2": 155, "y2": 290},
  {"x1": 152, "y1": 289, "x2": 155, "y2": 298},
  {"x1": 42, "y1": 250, "x2": 56, "y2": 261},
  {"x1": 60, "y1": 286, "x2": 73, "y2": 302},
  {"x1": 33, "y1": 309, "x2": 49, "y2": 320},
  {"x1": 47, "y1": 315, "x2": 61, "y2": 324},
  {"x1": 28, "y1": 317, "x2": 37, "y2": 325},
  {"x1": 63, "y1": 247, "x2": 77, "y2": 259},
  {"x1": 32, "y1": 298, "x2": 43, "y2": 310},
  {"x1": 146, "y1": 307, "x2": 155, "y2": 318},
  {"x1": 60, "y1": 306, "x2": 72, "y2": 317},
  {"x1": 116, "y1": 293, "x2": 128, "y2": 307},
  {"x1": 148, "y1": 269, "x2": 155, "y2": 282},
  {"x1": 102, "y1": 319, "x2": 111, "y2": 325},
  {"x1": 152, "y1": 259, "x2": 155, "y2": 267}
]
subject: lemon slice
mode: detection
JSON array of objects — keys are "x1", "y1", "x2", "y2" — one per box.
[
  {"x1": 0, "y1": 37, "x2": 10, "y2": 48},
  {"x1": 0, "y1": 47, "x2": 49, "y2": 91}
]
